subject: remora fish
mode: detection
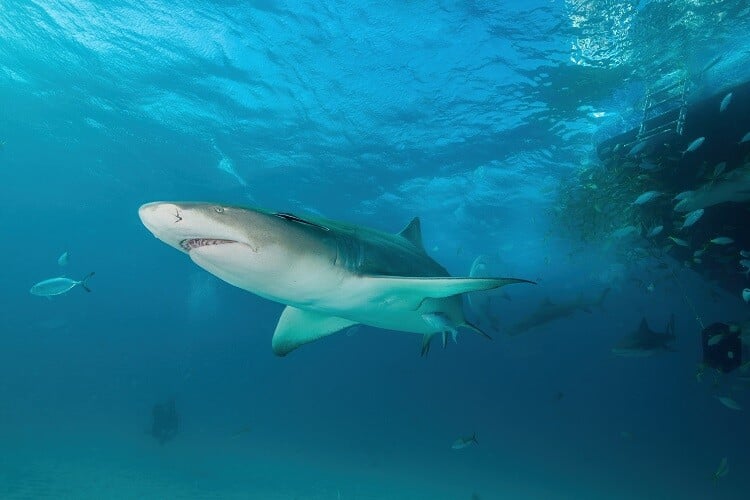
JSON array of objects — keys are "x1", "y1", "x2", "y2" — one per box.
[
  {"x1": 30, "y1": 272, "x2": 95, "y2": 297},
  {"x1": 451, "y1": 433, "x2": 478, "y2": 450},
  {"x1": 138, "y1": 202, "x2": 534, "y2": 356},
  {"x1": 612, "y1": 315, "x2": 676, "y2": 357}
]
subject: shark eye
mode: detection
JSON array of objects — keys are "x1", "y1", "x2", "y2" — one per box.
[{"x1": 214, "y1": 206, "x2": 225, "y2": 214}]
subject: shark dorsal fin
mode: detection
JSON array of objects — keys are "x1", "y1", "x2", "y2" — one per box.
[{"x1": 398, "y1": 217, "x2": 424, "y2": 251}]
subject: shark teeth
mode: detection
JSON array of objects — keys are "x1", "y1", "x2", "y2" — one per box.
[{"x1": 180, "y1": 238, "x2": 235, "y2": 251}]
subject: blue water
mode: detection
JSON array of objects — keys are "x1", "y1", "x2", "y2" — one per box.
[{"x1": 2, "y1": 1, "x2": 750, "y2": 498}]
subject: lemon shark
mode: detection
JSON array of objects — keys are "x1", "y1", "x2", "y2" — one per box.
[{"x1": 138, "y1": 202, "x2": 534, "y2": 356}]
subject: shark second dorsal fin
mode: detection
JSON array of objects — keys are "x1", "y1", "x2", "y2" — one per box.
[{"x1": 398, "y1": 217, "x2": 424, "y2": 251}]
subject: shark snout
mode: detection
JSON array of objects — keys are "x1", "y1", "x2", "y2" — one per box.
[{"x1": 138, "y1": 202, "x2": 183, "y2": 235}]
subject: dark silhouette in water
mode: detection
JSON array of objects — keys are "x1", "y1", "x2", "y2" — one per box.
[{"x1": 149, "y1": 399, "x2": 179, "y2": 445}]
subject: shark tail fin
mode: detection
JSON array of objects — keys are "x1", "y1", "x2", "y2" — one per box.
[{"x1": 80, "y1": 272, "x2": 95, "y2": 292}]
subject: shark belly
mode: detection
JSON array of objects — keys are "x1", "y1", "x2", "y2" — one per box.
[{"x1": 190, "y1": 244, "x2": 460, "y2": 335}]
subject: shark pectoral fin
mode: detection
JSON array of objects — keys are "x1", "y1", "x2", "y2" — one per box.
[
  {"x1": 272, "y1": 307, "x2": 358, "y2": 356},
  {"x1": 367, "y1": 276, "x2": 535, "y2": 306}
]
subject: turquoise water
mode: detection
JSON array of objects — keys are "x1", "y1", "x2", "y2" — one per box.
[{"x1": 2, "y1": 1, "x2": 750, "y2": 498}]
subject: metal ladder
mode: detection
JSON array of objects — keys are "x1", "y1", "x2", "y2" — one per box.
[{"x1": 636, "y1": 68, "x2": 690, "y2": 144}]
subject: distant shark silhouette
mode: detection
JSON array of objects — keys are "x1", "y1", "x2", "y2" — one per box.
[
  {"x1": 612, "y1": 315, "x2": 676, "y2": 357},
  {"x1": 506, "y1": 288, "x2": 610, "y2": 336},
  {"x1": 674, "y1": 164, "x2": 750, "y2": 212}
]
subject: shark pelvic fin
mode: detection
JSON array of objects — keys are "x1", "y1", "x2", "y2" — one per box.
[
  {"x1": 272, "y1": 306, "x2": 358, "y2": 356},
  {"x1": 398, "y1": 217, "x2": 424, "y2": 251}
]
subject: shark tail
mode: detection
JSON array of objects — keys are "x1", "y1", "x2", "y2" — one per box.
[{"x1": 80, "y1": 272, "x2": 95, "y2": 293}]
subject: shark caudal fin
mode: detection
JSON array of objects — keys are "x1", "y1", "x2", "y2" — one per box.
[
  {"x1": 271, "y1": 306, "x2": 358, "y2": 356},
  {"x1": 79, "y1": 272, "x2": 95, "y2": 293}
]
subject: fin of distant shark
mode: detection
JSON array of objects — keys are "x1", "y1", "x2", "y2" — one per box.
[{"x1": 272, "y1": 306, "x2": 358, "y2": 356}]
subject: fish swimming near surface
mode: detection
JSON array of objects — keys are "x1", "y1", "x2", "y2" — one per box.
[
  {"x1": 30, "y1": 272, "x2": 95, "y2": 297},
  {"x1": 451, "y1": 433, "x2": 478, "y2": 450},
  {"x1": 506, "y1": 288, "x2": 610, "y2": 336},
  {"x1": 720, "y1": 92, "x2": 732, "y2": 112},
  {"x1": 612, "y1": 315, "x2": 676, "y2": 357},
  {"x1": 674, "y1": 165, "x2": 750, "y2": 212},
  {"x1": 57, "y1": 251, "x2": 69, "y2": 266},
  {"x1": 138, "y1": 202, "x2": 534, "y2": 356}
]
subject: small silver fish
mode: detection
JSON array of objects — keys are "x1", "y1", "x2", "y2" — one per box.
[
  {"x1": 710, "y1": 236, "x2": 734, "y2": 245},
  {"x1": 647, "y1": 225, "x2": 663, "y2": 238},
  {"x1": 743, "y1": 288, "x2": 750, "y2": 303},
  {"x1": 30, "y1": 272, "x2": 95, "y2": 297},
  {"x1": 57, "y1": 251, "x2": 69, "y2": 267},
  {"x1": 740, "y1": 131, "x2": 750, "y2": 144},
  {"x1": 628, "y1": 141, "x2": 648, "y2": 157},
  {"x1": 680, "y1": 209, "x2": 704, "y2": 230},
  {"x1": 682, "y1": 137, "x2": 705, "y2": 155},
  {"x1": 673, "y1": 191, "x2": 693, "y2": 201},
  {"x1": 741, "y1": 250, "x2": 750, "y2": 258},
  {"x1": 720, "y1": 92, "x2": 732, "y2": 112},
  {"x1": 451, "y1": 433, "x2": 478, "y2": 450},
  {"x1": 632, "y1": 191, "x2": 662, "y2": 205},
  {"x1": 668, "y1": 236, "x2": 689, "y2": 247},
  {"x1": 740, "y1": 260, "x2": 750, "y2": 277},
  {"x1": 715, "y1": 395, "x2": 741, "y2": 411},
  {"x1": 713, "y1": 457, "x2": 728, "y2": 482},
  {"x1": 707, "y1": 333, "x2": 725, "y2": 346}
]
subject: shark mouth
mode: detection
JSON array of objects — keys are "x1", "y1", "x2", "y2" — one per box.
[{"x1": 180, "y1": 238, "x2": 236, "y2": 251}]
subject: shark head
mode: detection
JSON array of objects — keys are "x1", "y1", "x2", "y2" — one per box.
[{"x1": 138, "y1": 202, "x2": 336, "y2": 304}]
